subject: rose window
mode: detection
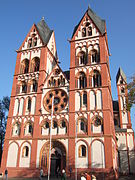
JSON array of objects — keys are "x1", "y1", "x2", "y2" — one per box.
[{"x1": 43, "y1": 89, "x2": 68, "y2": 113}]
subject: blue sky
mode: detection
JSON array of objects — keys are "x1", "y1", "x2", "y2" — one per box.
[{"x1": 0, "y1": 0, "x2": 135, "y2": 130}]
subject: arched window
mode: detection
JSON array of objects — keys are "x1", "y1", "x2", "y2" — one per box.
[
  {"x1": 28, "y1": 35, "x2": 37, "y2": 48},
  {"x1": 22, "y1": 146, "x2": 29, "y2": 157},
  {"x1": 80, "y1": 121, "x2": 85, "y2": 131},
  {"x1": 92, "y1": 70, "x2": 101, "y2": 87},
  {"x1": 88, "y1": 26, "x2": 92, "y2": 36},
  {"x1": 79, "y1": 145, "x2": 86, "y2": 157},
  {"x1": 53, "y1": 121, "x2": 57, "y2": 128},
  {"x1": 83, "y1": 92, "x2": 87, "y2": 106},
  {"x1": 30, "y1": 57, "x2": 40, "y2": 72},
  {"x1": 28, "y1": 38, "x2": 32, "y2": 48},
  {"x1": 45, "y1": 122, "x2": 49, "y2": 129},
  {"x1": 90, "y1": 49, "x2": 100, "y2": 63},
  {"x1": 20, "y1": 59, "x2": 29, "y2": 74},
  {"x1": 82, "y1": 21, "x2": 92, "y2": 37},
  {"x1": 57, "y1": 76, "x2": 65, "y2": 86},
  {"x1": 28, "y1": 123, "x2": 33, "y2": 134},
  {"x1": 78, "y1": 72, "x2": 87, "y2": 89},
  {"x1": 24, "y1": 122, "x2": 33, "y2": 136},
  {"x1": 82, "y1": 27, "x2": 86, "y2": 37},
  {"x1": 22, "y1": 81, "x2": 27, "y2": 93},
  {"x1": 78, "y1": 118, "x2": 87, "y2": 134},
  {"x1": 32, "y1": 80, "x2": 38, "y2": 92},
  {"x1": 27, "y1": 98, "x2": 31, "y2": 112},
  {"x1": 33, "y1": 37, "x2": 37, "y2": 46},
  {"x1": 12, "y1": 122, "x2": 20, "y2": 136},
  {"x1": 121, "y1": 87, "x2": 125, "y2": 93},
  {"x1": 62, "y1": 120, "x2": 66, "y2": 128},
  {"x1": 77, "y1": 51, "x2": 86, "y2": 65}
]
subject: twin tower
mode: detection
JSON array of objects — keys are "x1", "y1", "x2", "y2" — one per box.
[{"x1": 1, "y1": 7, "x2": 135, "y2": 179}]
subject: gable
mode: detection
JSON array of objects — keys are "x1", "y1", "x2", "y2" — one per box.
[
  {"x1": 20, "y1": 24, "x2": 43, "y2": 51},
  {"x1": 44, "y1": 64, "x2": 69, "y2": 88},
  {"x1": 72, "y1": 7, "x2": 105, "y2": 40},
  {"x1": 19, "y1": 19, "x2": 53, "y2": 51}
]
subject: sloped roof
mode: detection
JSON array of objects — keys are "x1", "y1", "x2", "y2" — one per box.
[
  {"x1": 116, "y1": 67, "x2": 127, "y2": 83},
  {"x1": 72, "y1": 6, "x2": 105, "y2": 38},
  {"x1": 63, "y1": 70, "x2": 70, "y2": 81},
  {"x1": 37, "y1": 18, "x2": 53, "y2": 45}
]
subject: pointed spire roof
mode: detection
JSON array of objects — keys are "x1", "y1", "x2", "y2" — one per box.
[
  {"x1": 116, "y1": 67, "x2": 127, "y2": 83},
  {"x1": 72, "y1": 6, "x2": 105, "y2": 38},
  {"x1": 37, "y1": 18, "x2": 53, "y2": 45}
]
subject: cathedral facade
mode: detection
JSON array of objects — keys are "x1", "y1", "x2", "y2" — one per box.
[{"x1": 1, "y1": 7, "x2": 135, "y2": 179}]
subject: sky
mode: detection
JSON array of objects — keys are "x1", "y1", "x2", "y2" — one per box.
[{"x1": 0, "y1": 0, "x2": 135, "y2": 130}]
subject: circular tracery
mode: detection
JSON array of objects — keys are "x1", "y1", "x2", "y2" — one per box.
[{"x1": 43, "y1": 89, "x2": 68, "y2": 113}]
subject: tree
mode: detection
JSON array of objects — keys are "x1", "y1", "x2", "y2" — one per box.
[
  {"x1": 0, "y1": 96, "x2": 10, "y2": 165},
  {"x1": 127, "y1": 75, "x2": 135, "y2": 111}
]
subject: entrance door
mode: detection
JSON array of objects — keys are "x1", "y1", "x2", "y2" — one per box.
[
  {"x1": 50, "y1": 153, "x2": 61, "y2": 177},
  {"x1": 50, "y1": 157, "x2": 56, "y2": 176}
]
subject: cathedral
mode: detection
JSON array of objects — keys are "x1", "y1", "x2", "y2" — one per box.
[{"x1": 1, "y1": 7, "x2": 135, "y2": 179}]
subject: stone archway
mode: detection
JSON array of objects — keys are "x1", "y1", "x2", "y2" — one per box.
[{"x1": 40, "y1": 140, "x2": 66, "y2": 176}]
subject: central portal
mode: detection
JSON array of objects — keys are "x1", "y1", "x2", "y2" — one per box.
[{"x1": 40, "y1": 140, "x2": 66, "y2": 177}]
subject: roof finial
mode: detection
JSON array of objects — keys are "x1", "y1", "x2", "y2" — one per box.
[
  {"x1": 88, "y1": 4, "x2": 91, "y2": 9},
  {"x1": 42, "y1": 16, "x2": 45, "y2": 21}
]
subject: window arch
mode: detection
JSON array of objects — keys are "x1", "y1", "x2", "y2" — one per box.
[
  {"x1": 76, "y1": 51, "x2": 87, "y2": 66},
  {"x1": 12, "y1": 122, "x2": 20, "y2": 136},
  {"x1": 78, "y1": 72, "x2": 87, "y2": 89},
  {"x1": 24, "y1": 122, "x2": 33, "y2": 136},
  {"x1": 30, "y1": 57, "x2": 40, "y2": 72},
  {"x1": 92, "y1": 70, "x2": 101, "y2": 87},
  {"x1": 89, "y1": 49, "x2": 100, "y2": 64},
  {"x1": 20, "y1": 59, "x2": 29, "y2": 74},
  {"x1": 80, "y1": 121, "x2": 85, "y2": 131},
  {"x1": 41, "y1": 121, "x2": 50, "y2": 135},
  {"x1": 61, "y1": 120, "x2": 66, "y2": 128},
  {"x1": 78, "y1": 117, "x2": 87, "y2": 134},
  {"x1": 82, "y1": 21, "x2": 92, "y2": 37},
  {"x1": 26, "y1": 97, "x2": 31, "y2": 113},
  {"x1": 83, "y1": 92, "x2": 87, "y2": 106},
  {"x1": 78, "y1": 145, "x2": 86, "y2": 157},
  {"x1": 22, "y1": 146, "x2": 29, "y2": 157},
  {"x1": 21, "y1": 81, "x2": 27, "y2": 93},
  {"x1": 53, "y1": 121, "x2": 57, "y2": 128},
  {"x1": 28, "y1": 34, "x2": 37, "y2": 48},
  {"x1": 32, "y1": 80, "x2": 38, "y2": 92}
]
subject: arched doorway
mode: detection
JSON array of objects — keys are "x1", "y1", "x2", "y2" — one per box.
[{"x1": 40, "y1": 140, "x2": 66, "y2": 177}]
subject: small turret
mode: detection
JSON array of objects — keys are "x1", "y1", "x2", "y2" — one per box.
[{"x1": 116, "y1": 67, "x2": 131, "y2": 128}]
